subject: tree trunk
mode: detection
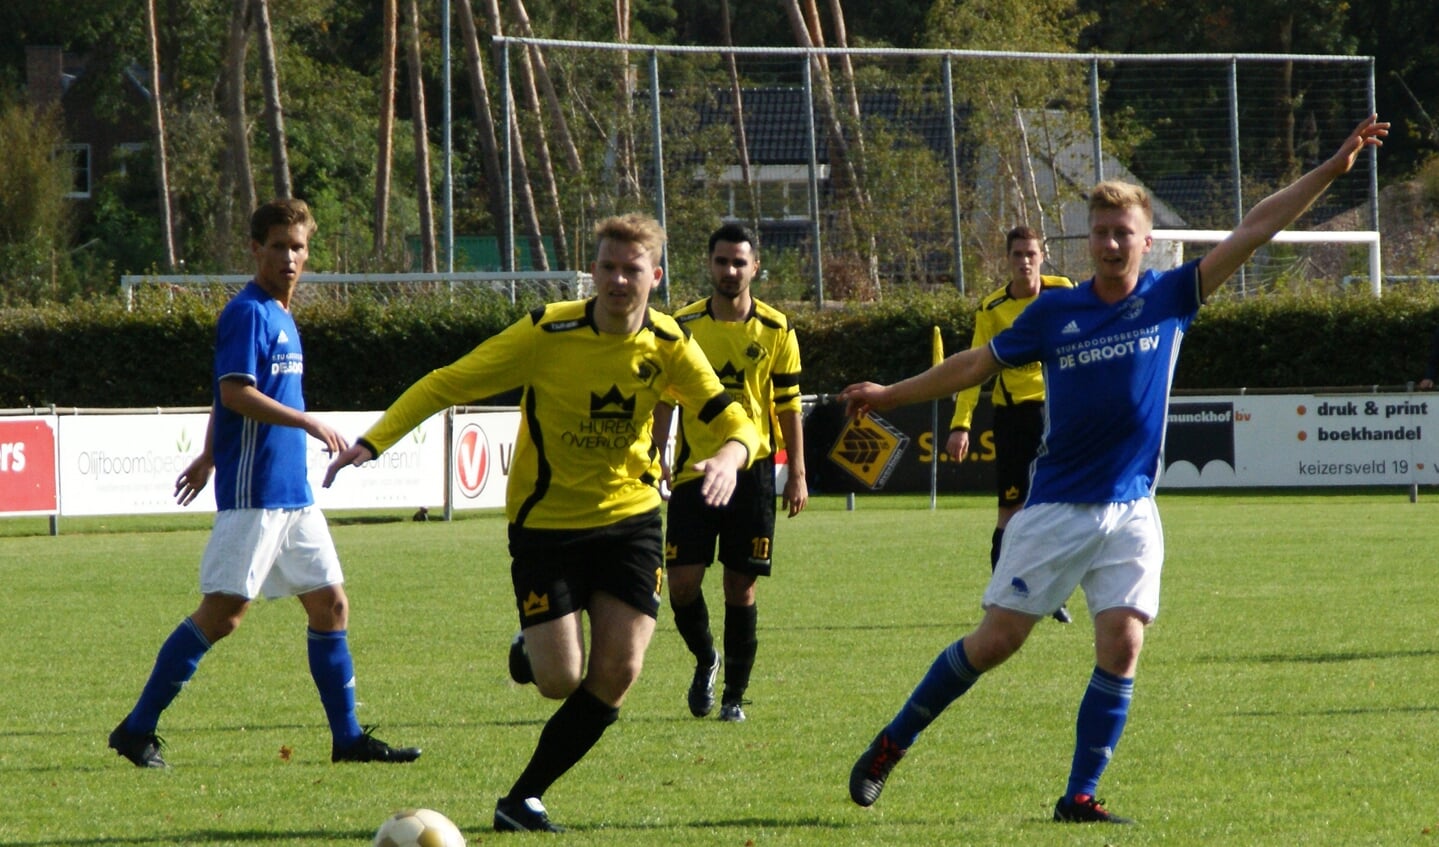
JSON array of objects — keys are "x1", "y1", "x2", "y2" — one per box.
[
  {"x1": 509, "y1": 0, "x2": 561, "y2": 270},
  {"x1": 406, "y1": 0, "x2": 437, "y2": 272},
  {"x1": 144, "y1": 0, "x2": 177, "y2": 268},
  {"x1": 614, "y1": 0, "x2": 641, "y2": 201},
  {"x1": 374, "y1": 0, "x2": 398, "y2": 258},
  {"x1": 456, "y1": 0, "x2": 506, "y2": 234},
  {"x1": 219, "y1": 0, "x2": 255, "y2": 262},
  {"x1": 721, "y1": 0, "x2": 761, "y2": 230},
  {"x1": 482, "y1": 0, "x2": 546, "y2": 270},
  {"x1": 255, "y1": 0, "x2": 291, "y2": 199}
]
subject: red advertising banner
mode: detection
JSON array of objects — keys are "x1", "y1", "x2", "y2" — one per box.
[{"x1": 0, "y1": 418, "x2": 58, "y2": 515}]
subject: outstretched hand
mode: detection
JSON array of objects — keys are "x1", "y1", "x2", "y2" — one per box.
[
  {"x1": 323, "y1": 442, "x2": 376, "y2": 488},
  {"x1": 837, "y1": 382, "x2": 890, "y2": 419},
  {"x1": 1331, "y1": 114, "x2": 1389, "y2": 175}
]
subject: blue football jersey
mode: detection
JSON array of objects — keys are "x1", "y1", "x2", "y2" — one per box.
[
  {"x1": 989, "y1": 260, "x2": 1202, "y2": 504},
  {"x1": 211, "y1": 282, "x2": 313, "y2": 510}
]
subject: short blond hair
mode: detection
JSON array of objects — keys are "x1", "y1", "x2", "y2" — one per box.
[
  {"x1": 594, "y1": 213, "x2": 666, "y2": 261},
  {"x1": 1088, "y1": 181, "x2": 1153, "y2": 225}
]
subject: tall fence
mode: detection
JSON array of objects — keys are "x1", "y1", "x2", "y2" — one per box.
[{"x1": 490, "y1": 40, "x2": 1377, "y2": 301}]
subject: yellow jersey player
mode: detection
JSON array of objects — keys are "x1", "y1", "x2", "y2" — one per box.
[
  {"x1": 325, "y1": 213, "x2": 760, "y2": 833},
  {"x1": 948, "y1": 225, "x2": 1074, "y2": 622},
  {"x1": 654, "y1": 223, "x2": 807, "y2": 723}
]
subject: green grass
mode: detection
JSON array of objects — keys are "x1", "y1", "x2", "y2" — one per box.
[{"x1": 2, "y1": 491, "x2": 1437, "y2": 846}]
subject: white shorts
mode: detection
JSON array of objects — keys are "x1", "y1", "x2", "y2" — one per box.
[
  {"x1": 199, "y1": 507, "x2": 344, "y2": 600},
  {"x1": 982, "y1": 498, "x2": 1164, "y2": 621}
]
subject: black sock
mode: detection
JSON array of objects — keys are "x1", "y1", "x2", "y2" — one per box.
[
  {"x1": 721, "y1": 603, "x2": 758, "y2": 703},
  {"x1": 990, "y1": 527, "x2": 1004, "y2": 572},
  {"x1": 506, "y1": 686, "x2": 619, "y2": 801},
  {"x1": 672, "y1": 590, "x2": 716, "y2": 663}
]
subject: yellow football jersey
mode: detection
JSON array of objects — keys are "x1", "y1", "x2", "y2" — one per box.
[
  {"x1": 950, "y1": 275, "x2": 1074, "y2": 430},
  {"x1": 360, "y1": 299, "x2": 760, "y2": 529},
  {"x1": 666, "y1": 297, "x2": 802, "y2": 486}
]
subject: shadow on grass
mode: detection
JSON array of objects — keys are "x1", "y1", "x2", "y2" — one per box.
[
  {"x1": 3, "y1": 828, "x2": 373, "y2": 846},
  {"x1": 1210, "y1": 647, "x2": 1439, "y2": 664}
]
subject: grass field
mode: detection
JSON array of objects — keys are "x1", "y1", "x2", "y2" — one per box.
[{"x1": 1, "y1": 491, "x2": 1436, "y2": 846}]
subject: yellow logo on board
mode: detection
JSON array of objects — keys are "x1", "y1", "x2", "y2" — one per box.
[{"x1": 827, "y1": 414, "x2": 910, "y2": 490}]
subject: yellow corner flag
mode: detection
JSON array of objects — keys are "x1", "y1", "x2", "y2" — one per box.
[{"x1": 931, "y1": 326, "x2": 944, "y2": 367}]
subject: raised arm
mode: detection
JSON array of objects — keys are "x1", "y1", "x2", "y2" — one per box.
[
  {"x1": 839, "y1": 344, "x2": 1004, "y2": 419},
  {"x1": 1198, "y1": 114, "x2": 1387, "y2": 299}
]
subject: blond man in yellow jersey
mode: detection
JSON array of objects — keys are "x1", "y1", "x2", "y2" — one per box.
[{"x1": 325, "y1": 214, "x2": 760, "y2": 833}]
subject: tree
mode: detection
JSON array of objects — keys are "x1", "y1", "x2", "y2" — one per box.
[
  {"x1": 374, "y1": 0, "x2": 398, "y2": 257},
  {"x1": 405, "y1": 0, "x2": 437, "y2": 272},
  {"x1": 0, "y1": 101, "x2": 74, "y2": 303},
  {"x1": 219, "y1": 0, "x2": 256, "y2": 266},
  {"x1": 144, "y1": 0, "x2": 178, "y2": 269},
  {"x1": 255, "y1": 0, "x2": 292, "y2": 199}
]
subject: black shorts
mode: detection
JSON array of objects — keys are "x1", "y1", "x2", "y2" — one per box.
[
  {"x1": 992, "y1": 401, "x2": 1045, "y2": 508},
  {"x1": 664, "y1": 457, "x2": 776, "y2": 577},
  {"x1": 508, "y1": 509, "x2": 664, "y2": 626}
]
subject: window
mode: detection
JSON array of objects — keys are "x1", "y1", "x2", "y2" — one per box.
[{"x1": 60, "y1": 144, "x2": 91, "y2": 199}]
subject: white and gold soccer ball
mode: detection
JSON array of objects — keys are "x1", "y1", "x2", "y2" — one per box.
[{"x1": 372, "y1": 808, "x2": 466, "y2": 847}]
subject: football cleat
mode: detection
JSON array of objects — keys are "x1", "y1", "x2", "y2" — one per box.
[
  {"x1": 1053, "y1": 793, "x2": 1134, "y2": 824},
  {"x1": 108, "y1": 719, "x2": 167, "y2": 768},
  {"x1": 508, "y1": 631, "x2": 534, "y2": 685},
  {"x1": 849, "y1": 730, "x2": 907, "y2": 807},
  {"x1": 687, "y1": 649, "x2": 721, "y2": 717},
  {"x1": 331, "y1": 726, "x2": 421, "y2": 763},
  {"x1": 718, "y1": 700, "x2": 747, "y2": 723},
  {"x1": 494, "y1": 796, "x2": 565, "y2": 833}
]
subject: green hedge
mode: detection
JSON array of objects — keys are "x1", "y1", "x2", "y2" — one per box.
[{"x1": 3, "y1": 286, "x2": 1437, "y2": 410}]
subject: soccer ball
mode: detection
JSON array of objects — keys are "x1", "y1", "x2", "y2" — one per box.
[{"x1": 372, "y1": 808, "x2": 466, "y2": 847}]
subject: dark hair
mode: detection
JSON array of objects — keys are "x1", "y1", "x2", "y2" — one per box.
[
  {"x1": 1005, "y1": 225, "x2": 1044, "y2": 252},
  {"x1": 250, "y1": 198, "x2": 316, "y2": 243},
  {"x1": 708, "y1": 223, "x2": 758, "y2": 255}
]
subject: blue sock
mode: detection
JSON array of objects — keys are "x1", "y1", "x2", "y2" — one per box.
[
  {"x1": 1065, "y1": 666, "x2": 1134, "y2": 798},
  {"x1": 126, "y1": 618, "x2": 211, "y2": 734},
  {"x1": 884, "y1": 639, "x2": 982, "y2": 749},
  {"x1": 307, "y1": 628, "x2": 362, "y2": 748}
]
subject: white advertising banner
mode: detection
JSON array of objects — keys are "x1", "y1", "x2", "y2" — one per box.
[
  {"x1": 450, "y1": 409, "x2": 520, "y2": 511},
  {"x1": 57, "y1": 413, "x2": 214, "y2": 515},
  {"x1": 1160, "y1": 393, "x2": 1435, "y2": 488},
  {"x1": 55, "y1": 411, "x2": 445, "y2": 516},
  {"x1": 309, "y1": 411, "x2": 446, "y2": 511}
]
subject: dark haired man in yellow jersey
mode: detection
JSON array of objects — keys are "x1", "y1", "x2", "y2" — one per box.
[
  {"x1": 947, "y1": 225, "x2": 1074, "y2": 623},
  {"x1": 324, "y1": 213, "x2": 760, "y2": 833},
  {"x1": 653, "y1": 223, "x2": 807, "y2": 724}
]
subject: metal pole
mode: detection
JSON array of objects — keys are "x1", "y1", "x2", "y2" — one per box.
[
  {"x1": 500, "y1": 41, "x2": 514, "y2": 272},
  {"x1": 1089, "y1": 59, "x2": 1103, "y2": 183},
  {"x1": 1367, "y1": 58, "x2": 1382, "y2": 297},
  {"x1": 803, "y1": 56, "x2": 824, "y2": 305},
  {"x1": 1229, "y1": 59, "x2": 1246, "y2": 295},
  {"x1": 648, "y1": 50, "x2": 669, "y2": 305},
  {"x1": 943, "y1": 55, "x2": 965, "y2": 295},
  {"x1": 442, "y1": 0, "x2": 454, "y2": 274}
]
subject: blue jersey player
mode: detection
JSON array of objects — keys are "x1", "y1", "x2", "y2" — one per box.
[
  {"x1": 108, "y1": 199, "x2": 419, "y2": 769},
  {"x1": 840, "y1": 115, "x2": 1387, "y2": 824}
]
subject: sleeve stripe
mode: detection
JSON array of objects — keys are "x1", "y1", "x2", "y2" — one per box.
[
  {"x1": 697, "y1": 393, "x2": 734, "y2": 424},
  {"x1": 772, "y1": 373, "x2": 801, "y2": 388}
]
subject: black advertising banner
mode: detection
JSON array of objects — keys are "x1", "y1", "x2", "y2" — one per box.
[{"x1": 802, "y1": 395, "x2": 997, "y2": 494}]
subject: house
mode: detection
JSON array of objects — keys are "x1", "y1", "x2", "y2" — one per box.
[{"x1": 25, "y1": 45, "x2": 152, "y2": 210}]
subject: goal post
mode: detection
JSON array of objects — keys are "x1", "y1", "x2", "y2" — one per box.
[{"x1": 1150, "y1": 229, "x2": 1383, "y2": 296}]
